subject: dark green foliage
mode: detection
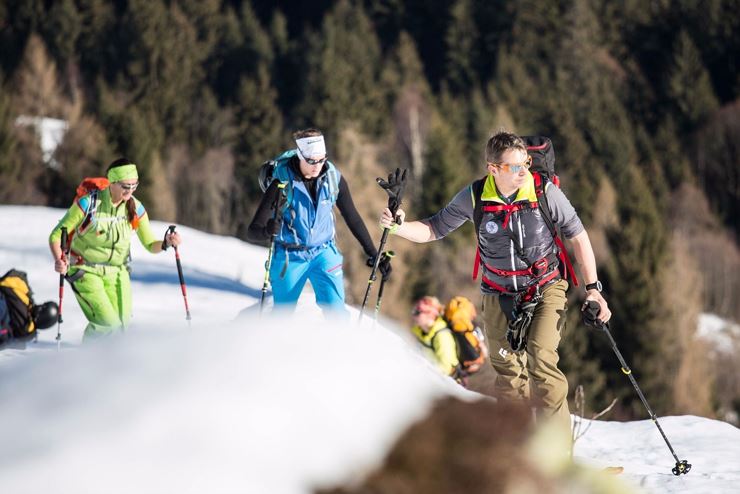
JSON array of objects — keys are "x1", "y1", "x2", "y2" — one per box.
[
  {"x1": 667, "y1": 31, "x2": 720, "y2": 133},
  {"x1": 297, "y1": 0, "x2": 388, "y2": 137},
  {"x1": 444, "y1": 0, "x2": 479, "y2": 95},
  {"x1": 601, "y1": 164, "x2": 675, "y2": 415},
  {"x1": 232, "y1": 64, "x2": 284, "y2": 238}
]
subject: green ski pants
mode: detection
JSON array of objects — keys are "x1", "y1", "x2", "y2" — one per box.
[
  {"x1": 482, "y1": 279, "x2": 570, "y2": 431},
  {"x1": 67, "y1": 265, "x2": 131, "y2": 339}
]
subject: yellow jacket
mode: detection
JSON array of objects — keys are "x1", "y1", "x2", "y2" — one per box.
[{"x1": 411, "y1": 317, "x2": 459, "y2": 376}]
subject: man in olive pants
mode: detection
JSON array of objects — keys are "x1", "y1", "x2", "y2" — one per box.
[{"x1": 379, "y1": 131, "x2": 610, "y2": 432}]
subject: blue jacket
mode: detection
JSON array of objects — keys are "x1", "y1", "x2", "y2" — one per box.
[{"x1": 272, "y1": 150, "x2": 341, "y2": 250}]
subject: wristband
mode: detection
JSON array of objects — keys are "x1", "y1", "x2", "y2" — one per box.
[{"x1": 379, "y1": 221, "x2": 399, "y2": 235}]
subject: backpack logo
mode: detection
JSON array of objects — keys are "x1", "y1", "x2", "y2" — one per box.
[
  {"x1": 485, "y1": 221, "x2": 499, "y2": 234},
  {"x1": 498, "y1": 347, "x2": 509, "y2": 359}
]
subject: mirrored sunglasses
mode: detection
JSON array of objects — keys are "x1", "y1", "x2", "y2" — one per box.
[
  {"x1": 118, "y1": 182, "x2": 139, "y2": 191},
  {"x1": 492, "y1": 155, "x2": 532, "y2": 173}
]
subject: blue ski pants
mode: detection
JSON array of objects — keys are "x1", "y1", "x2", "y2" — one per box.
[{"x1": 270, "y1": 242, "x2": 347, "y2": 314}]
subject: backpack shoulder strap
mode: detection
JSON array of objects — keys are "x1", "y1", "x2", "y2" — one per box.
[
  {"x1": 532, "y1": 172, "x2": 556, "y2": 236},
  {"x1": 272, "y1": 155, "x2": 296, "y2": 210},
  {"x1": 324, "y1": 161, "x2": 341, "y2": 203},
  {"x1": 532, "y1": 172, "x2": 580, "y2": 287},
  {"x1": 471, "y1": 177, "x2": 487, "y2": 234}
]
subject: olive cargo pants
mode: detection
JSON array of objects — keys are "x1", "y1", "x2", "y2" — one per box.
[{"x1": 482, "y1": 279, "x2": 570, "y2": 430}]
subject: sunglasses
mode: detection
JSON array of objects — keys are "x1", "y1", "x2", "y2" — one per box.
[
  {"x1": 117, "y1": 182, "x2": 139, "y2": 191},
  {"x1": 304, "y1": 156, "x2": 327, "y2": 166},
  {"x1": 491, "y1": 155, "x2": 532, "y2": 173}
]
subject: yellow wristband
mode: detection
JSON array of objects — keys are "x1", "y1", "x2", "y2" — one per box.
[{"x1": 379, "y1": 222, "x2": 399, "y2": 234}]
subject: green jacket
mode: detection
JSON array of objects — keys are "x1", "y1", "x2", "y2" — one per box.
[
  {"x1": 411, "y1": 317, "x2": 459, "y2": 376},
  {"x1": 49, "y1": 188, "x2": 159, "y2": 266}
]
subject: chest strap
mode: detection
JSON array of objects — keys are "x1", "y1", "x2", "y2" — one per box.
[{"x1": 481, "y1": 202, "x2": 538, "y2": 229}]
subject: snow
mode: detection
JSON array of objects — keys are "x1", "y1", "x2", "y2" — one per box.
[
  {"x1": 697, "y1": 313, "x2": 740, "y2": 354},
  {"x1": 1, "y1": 205, "x2": 739, "y2": 494}
]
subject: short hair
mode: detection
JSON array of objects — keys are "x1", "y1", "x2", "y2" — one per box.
[
  {"x1": 293, "y1": 128, "x2": 323, "y2": 140},
  {"x1": 485, "y1": 131, "x2": 526, "y2": 164}
]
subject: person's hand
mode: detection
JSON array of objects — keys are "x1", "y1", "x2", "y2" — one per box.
[
  {"x1": 165, "y1": 231, "x2": 182, "y2": 249},
  {"x1": 54, "y1": 256, "x2": 68, "y2": 275},
  {"x1": 584, "y1": 291, "x2": 611, "y2": 323},
  {"x1": 376, "y1": 168, "x2": 408, "y2": 213},
  {"x1": 581, "y1": 296, "x2": 611, "y2": 328},
  {"x1": 265, "y1": 217, "x2": 282, "y2": 236},
  {"x1": 378, "y1": 252, "x2": 393, "y2": 281},
  {"x1": 379, "y1": 207, "x2": 405, "y2": 231}
]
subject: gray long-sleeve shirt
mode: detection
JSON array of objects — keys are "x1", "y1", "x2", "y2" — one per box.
[{"x1": 424, "y1": 181, "x2": 584, "y2": 240}]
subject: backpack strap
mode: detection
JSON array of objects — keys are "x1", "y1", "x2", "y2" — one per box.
[
  {"x1": 532, "y1": 172, "x2": 579, "y2": 287},
  {"x1": 471, "y1": 177, "x2": 486, "y2": 281},
  {"x1": 324, "y1": 161, "x2": 340, "y2": 204}
]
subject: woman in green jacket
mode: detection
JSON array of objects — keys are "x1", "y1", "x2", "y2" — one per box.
[{"x1": 49, "y1": 158, "x2": 181, "y2": 339}]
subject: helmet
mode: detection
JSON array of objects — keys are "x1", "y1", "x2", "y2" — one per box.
[
  {"x1": 32, "y1": 301, "x2": 59, "y2": 330},
  {"x1": 258, "y1": 160, "x2": 276, "y2": 192}
]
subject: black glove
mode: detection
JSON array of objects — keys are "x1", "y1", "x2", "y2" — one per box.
[
  {"x1": 376, "y1": 168, "x2": 408, "y2": 214},
  {"x1": 366, "y1": 252, "x2": 393, "y2": 281},
  {"x1": 265, "y1": 217, "x2": 282, "y2": 237},
  {"x1": 581, "y1": 300, "x2": 604, "y2": 329}
]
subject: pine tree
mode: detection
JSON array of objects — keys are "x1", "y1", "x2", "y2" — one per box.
[
  {"x1": 383, "y1": 31, "x2": 432, "y2": 178},
  {"x1": 232, "y1": 63, "x2": 284, "y2": 239},
  {"x1": 0, "y1": 74, "x2": 24, "y2": 203},
  {"x1": 601, "y1": 164, "x2": 677, "y2": 416},
  {"x1": 444, "y1": 0, "x2": 478, "y2": 95},
  {"x1": 667, "y1": 30, "x2": 720, "y2": 132},
  {"x1": 41, "y1": 0, "x2": 81, "y2": 66},
  {"x1": 298, "y1": 0, "x2": 387, "y2": 137}
]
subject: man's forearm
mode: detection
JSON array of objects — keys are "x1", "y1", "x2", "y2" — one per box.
[
  {"x1": 569, "y1": 230, "x2": 599, "y2": 286},
  {"x1": 393, "y1": 220, "x2": 437, "y2": 243}
]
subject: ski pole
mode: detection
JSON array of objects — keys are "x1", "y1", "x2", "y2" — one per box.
[
  {"x1": 260, "y1": 183, "x2": 286, "y2": 316},
  {"x1": 168, "y1": 225, "x2": 192, "y2": 326},
  {"x1": 56, "y1": 227, "x2": 68, "y2": 351},
  {"x1": 583, "y1": 301, "x2": 691, "y2": 476},
  {"x1": 373, "y1": 251, "x2": 395, "y2": 320},
  {"x1": 359, "y1": 168, "x2": 408, "y2": 321}
]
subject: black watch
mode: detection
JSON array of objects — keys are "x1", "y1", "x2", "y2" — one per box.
[{"x1": 585, "y1": 280, "x2": 603, "y2": 292}]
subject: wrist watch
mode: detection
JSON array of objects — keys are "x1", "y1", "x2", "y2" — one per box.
[{"x1": 585, "y1": 280, "x2": 603, "y2": 292}]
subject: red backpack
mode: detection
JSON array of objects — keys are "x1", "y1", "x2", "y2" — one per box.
[{"x1": 72, "y1": 177, "x2": 140, "y2": 240}]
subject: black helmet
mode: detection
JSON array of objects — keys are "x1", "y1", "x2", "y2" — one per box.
[{"x1": 32, "y1": 301, "x2": 59, "y2": 330}]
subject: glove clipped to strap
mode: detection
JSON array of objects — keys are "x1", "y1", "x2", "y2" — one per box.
[
  {"x1": 581, "y1": 300, "x2": 604, "y2": 329},
  {"x1": 376, "y1": 168, "x2": 408, "y2": 214},
  {"x1": 366, "y1": 251, "x2": 394, "y2": 281},
  {"x1": 265, "y1": 217, "x2": 282, "y2": 237}
]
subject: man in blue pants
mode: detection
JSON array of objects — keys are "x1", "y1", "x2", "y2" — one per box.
[{"x1": 247, "y1": 128, "x2": 390, "y2": 314}]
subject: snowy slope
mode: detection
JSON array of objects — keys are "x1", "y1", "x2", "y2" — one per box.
[{"x1": 0, "y1": 206, "x2": 738, "y2": 494}]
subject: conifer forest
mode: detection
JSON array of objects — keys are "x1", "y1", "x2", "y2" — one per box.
[{"x1": 1, "y1": 0, "x2": 738, "y2": 421}]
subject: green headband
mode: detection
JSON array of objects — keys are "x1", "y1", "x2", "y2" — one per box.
[{"x1": 107, "y1": 164, "x2": 139, "y2": 183}]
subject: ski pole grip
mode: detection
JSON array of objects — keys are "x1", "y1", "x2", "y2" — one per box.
[
  {"x1": 60, "y1": 227, "x2": 68, "y2": 252},
  {"x1": 581, "y1": 300, "x2": 604, "y2": 329}
]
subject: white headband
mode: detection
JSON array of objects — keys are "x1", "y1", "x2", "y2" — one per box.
[{"x1": 295, "y1": 135, "x2": 326, "y2": 159}]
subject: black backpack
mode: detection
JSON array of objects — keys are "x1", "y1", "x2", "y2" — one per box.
[{"x1": 471, "y1": 136, "x2": 579, "y2": 287}]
